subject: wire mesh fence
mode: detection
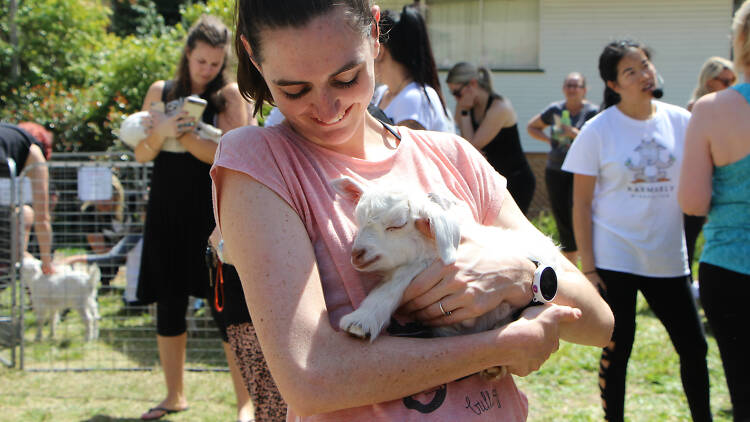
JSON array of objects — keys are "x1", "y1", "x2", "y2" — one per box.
[{"x1": 1, "y1": 152, "x2": 225, "y2": 371}]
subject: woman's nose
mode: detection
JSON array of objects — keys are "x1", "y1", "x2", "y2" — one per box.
[{"x1": 315, "y1": 89, "x2": 341, "y2": 123}]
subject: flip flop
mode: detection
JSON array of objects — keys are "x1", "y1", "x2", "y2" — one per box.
[{"x1": 140, "y1": 406, "x2": 189, "y2": 420}]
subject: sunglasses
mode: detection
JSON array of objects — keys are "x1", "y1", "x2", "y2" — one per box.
[
  {"x1": 451, "y1": 82, "x2": 469, "y2": 98},
  {"x1": 714, "y1": 77, "x2": 735, "y2": 87},
  {"x1": 564, "y1": 83, "x2": 585, "y2": 89}
]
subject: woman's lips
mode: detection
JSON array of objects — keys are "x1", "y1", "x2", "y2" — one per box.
[{"x1": 313, "y1": 105, "x2": 352, "y2": 126}]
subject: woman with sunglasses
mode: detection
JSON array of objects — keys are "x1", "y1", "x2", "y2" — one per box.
[
  {"x1": 526, "y1": 72, "x2": 599, "y2": 264},
  {"x1": 563, "y1": 40, "x2": 712, "y2": 421},
  {"x1": 371, "y1": 6, "x2": 454, "y2": 133},
  {"x1": 687, "y1": 56, "x2": 737, "y2": 112},
  {"x1": 446, "y1": 62, "x2": 536, "y2": 214}
]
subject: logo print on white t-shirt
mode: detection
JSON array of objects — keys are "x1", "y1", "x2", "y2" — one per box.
[{"x1": 624, "y1": 138, "x2": 676, "y2": 183}]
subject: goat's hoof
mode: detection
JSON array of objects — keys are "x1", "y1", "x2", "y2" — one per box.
[
  {"x1": 343, "y1": 322, "x2": 370, "y2": 340},
  {"x1": 480, "y1": 366, "x2": 507, "y2": 381}
]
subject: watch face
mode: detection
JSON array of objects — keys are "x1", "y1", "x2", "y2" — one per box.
[{"x1": 540, "y1": 267, "x2": 557, "y2": 301}]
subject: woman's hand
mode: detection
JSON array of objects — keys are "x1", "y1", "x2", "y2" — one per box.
[
  {"x1": 398, "y1": 234, "x2": 536, "y2": 326},
  {"x1": 148, "y1": 110, "x2": 194, "y2": 140},
  {"x1": 500, "y1": 304, "x2": 581, "y2": 376},
  {"x1": 586, "y1": 271, "x2": 606, "y2": 295}
]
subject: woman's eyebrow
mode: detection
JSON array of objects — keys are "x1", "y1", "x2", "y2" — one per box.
[{"x1": 272, "y1": 60, "x2": 363, "y2": 86}]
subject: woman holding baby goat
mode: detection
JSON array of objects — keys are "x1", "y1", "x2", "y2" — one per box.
[
  {"x1": 211, "y1": 1, "x2": 612, "y2": 420},
  {"x1": 132, "y1": 15, "x2": 250, "y2": 421}
]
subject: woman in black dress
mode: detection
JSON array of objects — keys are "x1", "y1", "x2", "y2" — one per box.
[
  {"x1": 132, "y1": 15, "x2": 248, "y2": 421},
  {"x1": 446, "y1": 62, "x2": 536, "y2": 215}
]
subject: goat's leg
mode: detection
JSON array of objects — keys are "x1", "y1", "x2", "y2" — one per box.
[
  {"x1": 34, "y1": 310, "x2": 45, "y2": 341},
  {"x1": 78, "y1": 306, "x2": 93, "y2": 341},
  {"x1": 49, "y1": 311, "x2": 59, "y2": 339},
  {"x1": 339, "y1": 262, "x2": 426, "y2": 341}
]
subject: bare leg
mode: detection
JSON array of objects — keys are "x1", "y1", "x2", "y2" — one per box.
[
  {"x1": 224, "y1": 341, "x2": 254, "y2": 422},
  {"x1": 141, "y1": 333, "x2": 189, "y2": 419}
]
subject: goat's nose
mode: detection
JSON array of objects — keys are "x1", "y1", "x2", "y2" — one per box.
[{"x1": 351, "y1": 248, "x2": 366, "y2": 265}]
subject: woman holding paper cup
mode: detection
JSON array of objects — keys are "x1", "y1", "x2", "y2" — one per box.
[{"x1": 133, "y1": 15, "x2": 249, "y2": 421}]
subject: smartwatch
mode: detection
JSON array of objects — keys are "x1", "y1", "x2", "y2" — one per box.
[{"x1": 530, "y1": 260, "x2": 557, "y2": 304}]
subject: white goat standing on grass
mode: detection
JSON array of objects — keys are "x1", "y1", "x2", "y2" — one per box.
[
  {"x1": 20, "y1": 257, "x2": 101, "y2": 341},
  {"x1": 331, "y1": 176, "x2": 561, "y2": 379}
]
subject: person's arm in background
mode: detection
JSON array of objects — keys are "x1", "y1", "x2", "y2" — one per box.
[
  {"x1": 25, "y1": 144, "x2": 53, "y2": 274},
  {"x1": 178, "y1": 83, "x2": 248, "y2": 164},
  {"x1": 527, "y1": 113, "x2": 551, "y2": 143},
  {"x1": 458, "y1": 100, "x2": 515, "y2": 150},
  {"x1": 678, "y1": 99, "x2": 713, "y2": 216},
  {"x1": 572, "y1": 174, "x2": 604, "y2": 291}
]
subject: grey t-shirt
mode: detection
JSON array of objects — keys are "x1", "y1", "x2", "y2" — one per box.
[{"x1": 540, "y1": 101, "x2": 598, "y2": 170}]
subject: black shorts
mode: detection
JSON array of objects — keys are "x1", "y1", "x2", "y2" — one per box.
[{"x1": 206, "y1": 247, "x2": 252, "y2": 342}]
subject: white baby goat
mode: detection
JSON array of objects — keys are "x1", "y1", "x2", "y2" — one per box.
[
  {"x1": 332, "y1": 177, "x2": 560, "y2": 377},
  {"x1": 20, "y1": 257, "x2": 101, "y2": 341}
]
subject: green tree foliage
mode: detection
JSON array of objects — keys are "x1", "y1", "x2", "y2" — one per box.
[{"x1": 0, "y1": 0, "x2": 235, "y2": 153}]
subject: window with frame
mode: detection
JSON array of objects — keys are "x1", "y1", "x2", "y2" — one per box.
[{"x1": 425, "y1": 0, "x2": 540, "y2": 70}]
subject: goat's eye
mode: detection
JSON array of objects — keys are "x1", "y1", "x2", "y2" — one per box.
[{"x1": 386, "y1": 223, "x2": 406, "y2": 232}]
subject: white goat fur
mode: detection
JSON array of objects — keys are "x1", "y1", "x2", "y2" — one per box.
[
  {"x1": 331, "y1": 176, "x2": 561, "y2": 343},
  {"x1": 20, "y1": 257, "x2": 101, "y2": 341}
]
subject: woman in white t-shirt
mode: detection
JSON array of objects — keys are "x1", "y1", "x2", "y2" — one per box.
[
  {"x1": 562, "y1": 40, "x2": 712, "y2": 422},
  {"x1": 371, "y1": 6, "x2": 454, "y2": 133}
]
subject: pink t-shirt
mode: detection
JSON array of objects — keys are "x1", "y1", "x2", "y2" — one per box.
[{"x1": 211, "y1": 124, "x2": 528, "y2": 421}]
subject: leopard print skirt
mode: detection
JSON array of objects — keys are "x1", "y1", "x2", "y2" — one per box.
[{"x1": 227, "y1": 322, "x2": 287, "y2": 422}]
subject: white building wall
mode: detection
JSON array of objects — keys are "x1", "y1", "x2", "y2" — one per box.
[{"x1": 439, "y1": 0, "x2": 734, "y2": 152}]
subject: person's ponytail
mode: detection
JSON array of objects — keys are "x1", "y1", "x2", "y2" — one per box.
[{"x1": 602, "y1": 86, "x2": 621, "y2": 110}]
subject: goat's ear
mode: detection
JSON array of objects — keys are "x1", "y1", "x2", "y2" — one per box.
[
  {"x1": 416, "y1": 205, "x2": 460, "y2": 265},
  {"x1": 330, "y1": 176, "x2": 366, "y2": 204}
]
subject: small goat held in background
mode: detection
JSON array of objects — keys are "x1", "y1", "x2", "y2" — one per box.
[
  {"x1": 20, "y1": 257, "x2": 101, "y2": 342},
  {"x1": 331, "y1": 176, "x2": 560, "y2": 379}
]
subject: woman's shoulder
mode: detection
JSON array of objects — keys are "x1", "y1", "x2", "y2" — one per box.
[{"x1": 655, "y1": 100, "x2": 690, "y2": 118}]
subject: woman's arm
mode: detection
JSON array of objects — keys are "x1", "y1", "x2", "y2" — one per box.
[
  {"x1": 177, "y1": 84, "x2": 249, "y2": 164},
  {"x1": 463, "y1": 100, "x2": 515, "y2": 150},
  {"x1": 134, "y1": 81, "x2": 185, "y2": 163},
  {"x1": 25, "y1": 144, "x2": 53, "y2": 274},
  {"x1": 526, "y1": 113, "x2": 551, "y2": 143},
  {"x1": 678, "y1": 100, "x2": 713, "y2": 216},
  {"x1": 216, "y1": 168, "x2": 579, "y2": 416},
  {"x1": 572, "y1": 174, "x2": 606, "y2": 292},
  {"x1": 494, "y1": 189, "x2": 612, "y2": 346}
]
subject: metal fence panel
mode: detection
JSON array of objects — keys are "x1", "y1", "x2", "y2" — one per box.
[{"x1": 3, "y1": 152, "x2": 225, "y2": 371}]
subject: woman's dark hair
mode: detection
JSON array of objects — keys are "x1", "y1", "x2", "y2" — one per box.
[
  {"x1": 599, "y1": 39, "x2": 652, "y2": 110},
  {"x1": 169, "y1": 15, "x2": 233, "y2": 113},
  {"x1": 235, "y1": 0, "x2": 374, "y2": 116},
  {"x1": 380, "y1": 6, "x2": 449, "y2": 117}
]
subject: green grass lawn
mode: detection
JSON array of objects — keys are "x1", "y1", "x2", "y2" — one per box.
[{"x1": 0, "y1": 213, "x2": 733, "y2": 421}]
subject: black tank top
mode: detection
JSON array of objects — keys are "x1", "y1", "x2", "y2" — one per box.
[
  {"x1": 0, "y1": 123, "x2": 45, "y2": 177},
  {"x1": 470, "y1": 94, "x2": 529, "y2": 176}
]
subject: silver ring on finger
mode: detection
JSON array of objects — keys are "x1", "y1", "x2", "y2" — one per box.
[{"x1": 439, "y1": 301, "x2": 451, "y2": 317}]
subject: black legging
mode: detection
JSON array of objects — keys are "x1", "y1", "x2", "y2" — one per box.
[
  {"x1": 699, "y1": 262, "x2": 750, "y2": 421},
  {"x1": 156, "y1": 295, "x2": 189, "y2": 337},
  {"x1": 596, "y1": 269, "x2": 712, "y2": 422}
]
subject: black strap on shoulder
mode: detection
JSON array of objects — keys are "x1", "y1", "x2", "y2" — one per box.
[{"x1": 381, "y1": 122, "x2": 401, "y2": 141}]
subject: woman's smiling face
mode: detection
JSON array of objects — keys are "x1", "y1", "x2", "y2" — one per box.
[{"x1": 248, "y1": 6, "x2": 380, "y2": 154}]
